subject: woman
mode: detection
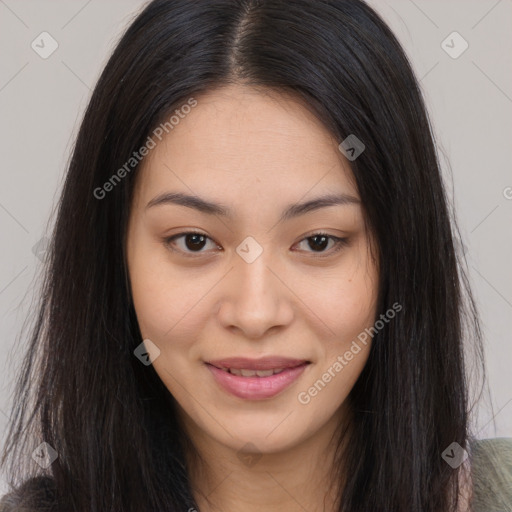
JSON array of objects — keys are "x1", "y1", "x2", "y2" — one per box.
[{"x1": 1, "y1": 0, "x2": 510, "y2": 511}]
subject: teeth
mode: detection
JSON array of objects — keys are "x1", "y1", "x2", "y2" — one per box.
[
  {"x1": 227, "y1": 368, "x2": 285, "y2": 377},
  {"x1": 255, "y1": 369, "x2": 274, "y2": 377}
]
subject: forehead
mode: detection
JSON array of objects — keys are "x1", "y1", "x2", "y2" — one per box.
[{"x1": 134, "y1": 84, "x2": 358, "y2": 204}]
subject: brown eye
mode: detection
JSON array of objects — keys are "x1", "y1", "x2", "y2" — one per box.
[
  {"x1": 295, "y1": 233, "x2": 349, "y2": 256},
  {"x1": 164, "y1": 232, "x2": 219, "y2": 255},
  {"x1": 307, "y1": 234, "x2": 330, "y2": 252},
  {"x1": 182, "y1": 233, "x2": 207, "y2": 251}
]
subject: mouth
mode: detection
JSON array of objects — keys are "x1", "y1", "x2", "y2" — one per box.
[
  {"x1": 205, "y1": 357, "x2": 311, "y2": 400},
  {"x1": 215, "y1": 367, "x2": 289, "y2": 377}
]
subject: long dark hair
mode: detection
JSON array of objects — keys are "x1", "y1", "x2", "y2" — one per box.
[{"x1": 1, "y1": 0, "x2": 486, "y2": 510}]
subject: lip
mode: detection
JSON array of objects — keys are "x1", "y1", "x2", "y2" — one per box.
[
  {"x1": 207, "y1": 357, "x2": 309, "y2": 371},
  {"x1": 205, "y1": 357, "x2": 310, "y2": 400}
]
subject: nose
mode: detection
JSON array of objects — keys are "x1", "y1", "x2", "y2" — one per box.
[{"x1": 216, "y1": 251, "x2": 294, "y2": 340}]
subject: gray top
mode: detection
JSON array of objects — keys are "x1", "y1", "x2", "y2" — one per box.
[{"x1": 471, "y1": 437, "x2": 512, "y2": 511}]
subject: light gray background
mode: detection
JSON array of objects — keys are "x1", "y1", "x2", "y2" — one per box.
[{"x1": 1, "y1": 0, "x2": 511, "y2": 492}]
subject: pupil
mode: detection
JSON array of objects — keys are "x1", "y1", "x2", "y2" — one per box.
[
  {"x1": 186, "y1": 234, "x2": 206, "y2": 251},
  {"x1": 309, "y1": 235, "x2": 328, "y2": 251}
]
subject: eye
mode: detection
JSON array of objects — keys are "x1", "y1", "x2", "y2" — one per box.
[
  {"x1": 164, "y1": 232, "x2": 220, "y2": 255},
  {"x1": 294, "y1": 232, "x2": 349, "y2": 257},
  {"x1": 163, "y1": 231, "x2": 349, "y2": 258}
]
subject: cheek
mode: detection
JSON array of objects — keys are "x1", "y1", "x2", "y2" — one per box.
[
  {"x1": 296, "y1": 268, "x2": 376, "y2": 420},
  {"x1": 297, "y1": 243, "x2": 378, "y2": 400},
  {"x1": 129, "y1": 250, "x2": 170, "y2": 339},
  {"x1": 130, "y1": 262, "x2": 209, "y2": 345},
  {"x1": 128, "y1": 229, "x2": 194, "y2": 341},
  {"x1": 300, "y1": 246, "x2": 378, "y2": 343}
]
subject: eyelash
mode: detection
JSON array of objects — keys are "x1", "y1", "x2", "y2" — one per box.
[{"x1": 163, "y1": 231, "x2": 349, "y2": 258}]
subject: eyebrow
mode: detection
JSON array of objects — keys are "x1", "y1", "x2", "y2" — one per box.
[{"x1": 145, "y1": 191, "x2": 360, "y2": 222}]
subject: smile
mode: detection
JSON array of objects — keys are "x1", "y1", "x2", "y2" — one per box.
[
  {"x1": 205, "y1": 357, "x2": 310, "y2": 400},
  {"x1": 219, "y1": 367, "x2": 286, "y2": 377}
]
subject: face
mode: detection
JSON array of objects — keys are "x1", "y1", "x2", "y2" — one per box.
[{"x1": 126, "y1": 84, "x2": 379, "y2": 455}]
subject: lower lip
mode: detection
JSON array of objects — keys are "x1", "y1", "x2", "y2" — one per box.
[{"x1": 206, "y1": 363, "x2": 309, "y2": 400}]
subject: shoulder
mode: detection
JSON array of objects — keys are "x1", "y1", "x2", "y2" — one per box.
[
  {"x1": 470, "y1": 437, "x2": 512, "y2": 511},
  {"x1": 0, "y1": 476, "x2": 59, "y2": 512}
]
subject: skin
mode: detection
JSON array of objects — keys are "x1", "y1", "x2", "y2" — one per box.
[{"x1": 126, "y1": 83, "x2": 381, "y2": 511}]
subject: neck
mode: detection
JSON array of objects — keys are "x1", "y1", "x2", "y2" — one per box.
[{"x1": 181, "y1": 406, "x2": 351, "y2": 512}]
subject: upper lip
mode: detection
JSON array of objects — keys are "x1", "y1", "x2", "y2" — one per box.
[{"x1": 206, "y1": 357, "x2": 310, "y2": 371}]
